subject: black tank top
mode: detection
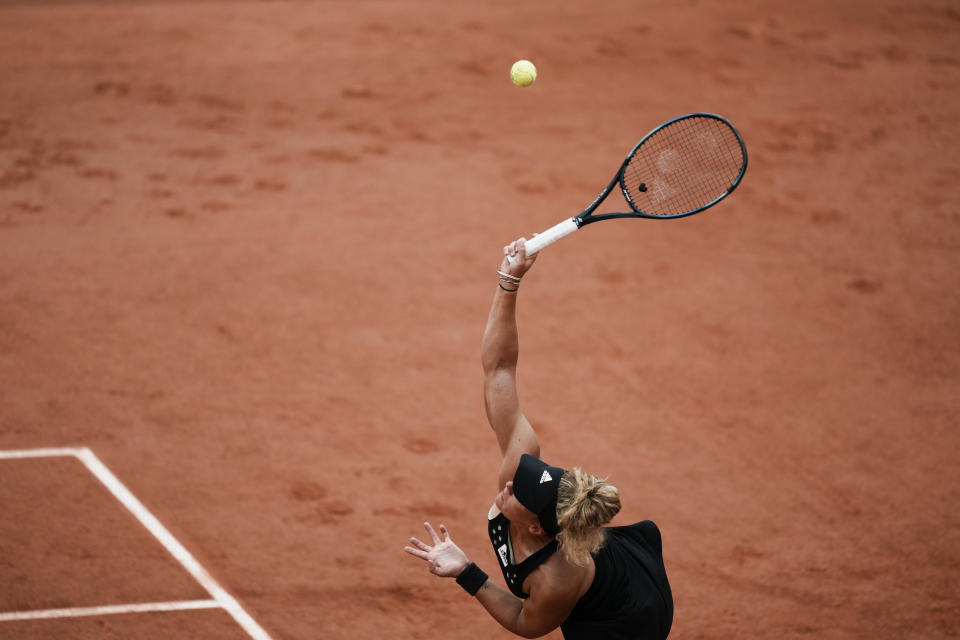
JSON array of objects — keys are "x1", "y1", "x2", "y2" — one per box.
[
  {"x1": 487, "y1": 512, "x2": 673, "y2": 640},
  {"x1": 561, "y1": 521, "x2": 673, "y2": 640},
  {"x1": 487, "y1": 511, "x2": 559, "y2": 598}
]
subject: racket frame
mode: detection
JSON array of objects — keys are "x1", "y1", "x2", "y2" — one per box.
[
  {"x1": 580, "y1": 112, "x2": 749, "y2": 225},
  {"x1": 520, "y1": 113, "x2": 747, "y2": 257}
]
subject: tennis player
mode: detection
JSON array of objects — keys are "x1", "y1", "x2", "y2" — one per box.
[{"x1": 404, "y1": 238, "x2": 673, "y2": 639}]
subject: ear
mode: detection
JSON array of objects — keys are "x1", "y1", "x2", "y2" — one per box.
[{"x1": 527, "y1": 520, "x2": 545, "y2": 537}]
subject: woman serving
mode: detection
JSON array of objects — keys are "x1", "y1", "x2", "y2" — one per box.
[{"x1": 405, "y1": 238, "x2": 673, "y2": 639}]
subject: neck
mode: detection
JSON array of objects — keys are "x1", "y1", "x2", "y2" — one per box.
[{"x1": 510, "y1": 522, "x2": 554, "y2": 559}]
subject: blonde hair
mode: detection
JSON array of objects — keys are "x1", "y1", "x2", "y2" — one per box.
[{"x1": 555, "y1": 467, "x2": 622, "y2": 566}]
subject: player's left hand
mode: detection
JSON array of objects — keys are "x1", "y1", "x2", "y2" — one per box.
[{"x1": 404, "y1": 522, "x2": 470, "y2": 578}]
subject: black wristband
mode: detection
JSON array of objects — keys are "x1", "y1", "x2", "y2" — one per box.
[{"x1": 456, "y1": 562, "x2": 488, "y2": 596}]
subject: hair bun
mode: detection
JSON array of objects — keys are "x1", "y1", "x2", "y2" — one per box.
[{"x1": 555, "y1": 467, "x2": 622, "y2": 566}]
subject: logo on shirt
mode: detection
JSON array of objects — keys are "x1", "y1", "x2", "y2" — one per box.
[
  {"x1": 497, "y1": 544, "x2": 509, "y2": 567},
  {"x1": 539, "y1": 470, "x2": 552, "y2": 484}
]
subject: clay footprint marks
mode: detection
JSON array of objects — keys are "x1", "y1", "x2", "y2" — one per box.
[
  {"x1": 87, "y1": 81, "x2": 252, "y2": 218},
  {"x1": 85, "y1": 78, "x2": 404, "y2": 215},
  {"x1": 0, "y1": 132, "x2": 119, "y2": 220}
]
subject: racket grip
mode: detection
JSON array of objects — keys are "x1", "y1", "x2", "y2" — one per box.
[{"x1": 508, "y1": 218, "x2": 580, "y2": 263}]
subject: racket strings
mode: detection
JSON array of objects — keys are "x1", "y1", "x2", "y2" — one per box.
[{"x1": 623, "y1": 116, "x2": 745, "y2": 217}]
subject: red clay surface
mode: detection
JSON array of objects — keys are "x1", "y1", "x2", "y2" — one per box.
[
  {"x1": 1, "y1": 1, "x2": 958, "y2": 639},
  {"x1": 0, "y1": 456, "x2": 207, "y2": 610},
  {"x1": 0, "y1": 609, "x2": 254, "y2": 640}
]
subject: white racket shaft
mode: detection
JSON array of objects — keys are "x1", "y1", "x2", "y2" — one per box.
[{"x1": 508, "y1": 217, "x2": 580, "y2": 263}]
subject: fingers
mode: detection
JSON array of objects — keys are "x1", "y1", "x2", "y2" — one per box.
[
  {"x1": 405, "y1": 534, "x2": 431, "y2": 559},
  {"x1": 503, "y1": 238, "x2": 527, "y2": 268},
  {"x1": 439, "y1": 524, "x2": 451, "y2": 542},
  {"x1": 403, "y1": 545, "x2": 429, "y2": 560},
  {"x1": 423, "y1": 521, "x2": 441, "y2": 544},
  {"x1": 514, "y1": 238, "x2": 527, "y2": 261},
  {"x1": 408, "y1": 536, "x2": 430, "y2": 551},
  {"x1": 504, "y1": 237, "x2": 523, "y2": 254}
]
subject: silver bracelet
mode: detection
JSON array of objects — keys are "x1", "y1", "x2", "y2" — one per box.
[{"x1": 497, "y1": 270, "x2": 522, "y2": 283}]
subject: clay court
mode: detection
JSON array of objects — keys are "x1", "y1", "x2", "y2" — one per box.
[{"x1": 1, "y1": 0, "x2": 958, "y2": 638}]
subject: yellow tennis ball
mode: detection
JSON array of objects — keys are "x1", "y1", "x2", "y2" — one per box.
[{"x1": 510, "y1": 60, "x2": 537, "y2": 87}]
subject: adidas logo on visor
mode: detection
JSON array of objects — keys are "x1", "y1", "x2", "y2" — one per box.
[{"x1": 539, "y1": 470, "x2": 552, "y2": 484}]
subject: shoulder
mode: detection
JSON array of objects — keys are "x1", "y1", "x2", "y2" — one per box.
[
  {"x1": 510, "y1": 552, "x2": 594, "y2": 637},
  {"x1": 612, "y1": 519, "x2": 663, "y2": 555},
  {"x1": 637, "y1": 520, "x2": 663, "y2": 550},
  {"x1": 526, "y1": 549, "x2": 594, "y2": 606}
]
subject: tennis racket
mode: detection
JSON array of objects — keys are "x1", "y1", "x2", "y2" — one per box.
[{"x1": 513, "y1": 113, "x2": 747, "y2": 260}]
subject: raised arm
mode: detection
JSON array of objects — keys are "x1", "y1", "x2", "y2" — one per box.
[{"x1": 482, "y1": 238, "x2": 542, "y2": 489}]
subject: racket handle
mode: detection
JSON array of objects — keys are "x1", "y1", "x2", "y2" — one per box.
[{"x1": 508, "y1": 218, "x2": 580, "y2": 263}]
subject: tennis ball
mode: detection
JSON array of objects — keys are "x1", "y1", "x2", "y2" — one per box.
[{"x1": 510, "y1": 60, "x2": 537, "y2": 87}]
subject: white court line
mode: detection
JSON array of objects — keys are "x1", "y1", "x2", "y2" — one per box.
[
  {"x1": 0, "y1": 448, "x2": 86, "y2": 459},
  {"x1": 0, "y1": 447, "x2": 274, "y2": 640},
  {"x1": 0, "y1": 600, "x2": 220, "y2": 622}
]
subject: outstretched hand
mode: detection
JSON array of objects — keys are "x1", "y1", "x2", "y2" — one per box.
[
  {"x1": 404, "y1": 522, "x2": 471, "y2": 578},
  {"x1": 500, "y1": 236, "x2": 538, "y2": 281}
]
